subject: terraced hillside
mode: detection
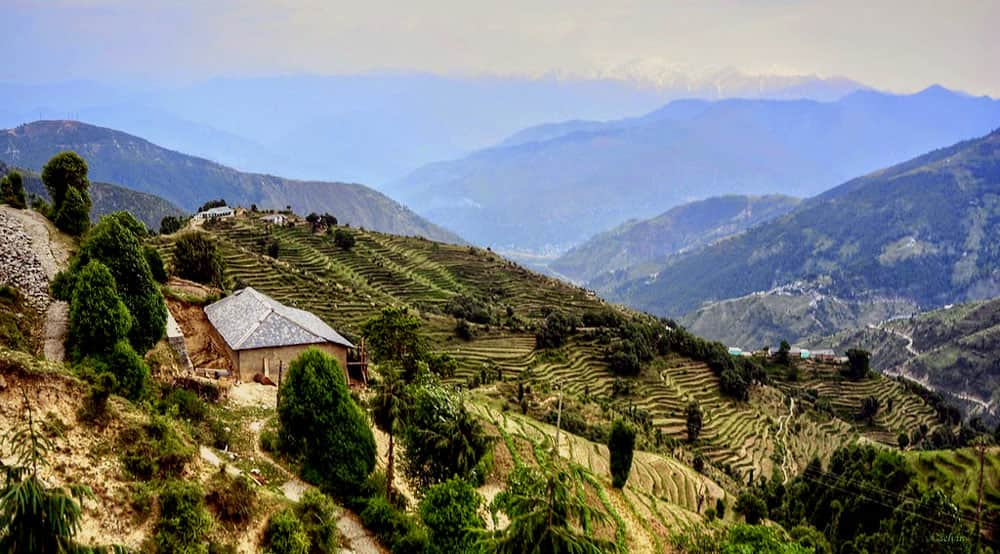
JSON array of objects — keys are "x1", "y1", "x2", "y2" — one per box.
[{"x1": 152, "y1": 215, "x2": 955, "y2": 487}]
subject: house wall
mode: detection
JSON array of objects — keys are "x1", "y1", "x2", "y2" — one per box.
[{"x1": 235, "y1": 343, "x2": 349, "y2": 383}]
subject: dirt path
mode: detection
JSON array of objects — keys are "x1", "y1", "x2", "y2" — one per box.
[
  {"x1": 775, "y1": 398, "x2": 796, "y2": 484},
  {"x1": 242, "y1": 415, "x2": 386, "y2": 554}
]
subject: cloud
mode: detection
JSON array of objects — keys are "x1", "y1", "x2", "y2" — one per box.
[{"x1": 2, "y1": 0, "x2": 998, "y2": 95}]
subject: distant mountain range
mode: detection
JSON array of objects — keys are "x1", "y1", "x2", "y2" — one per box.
[
  {"x1": 391, "y1": 86, "x2": 1000, "y2": 252},
  {"x1": 0, "y1": 121, "x2": 462, "y2": 243},
  {"x1": 0, "y1": 161, "x2": 183, "y2": 231},
  {"x1": 605, "y1": 129, "x2": 1000, "y2": 349},
  {"x1": 0, "y1": 72, "x2": 866, "y2": 185},
  {"x1": 550, "y1": 194, "x2": 800, "y2": 283}
]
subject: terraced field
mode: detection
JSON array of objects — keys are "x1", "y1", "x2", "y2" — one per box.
[
  {"x1": 152, "y1": 215, "x2": 959, "y2": 488},
  {"x1": 472, "y1": 402, "x2": 711, "y2": 552},
  {"x1": 907, "y1": 447, "x2": 1000, "y2": 534}
]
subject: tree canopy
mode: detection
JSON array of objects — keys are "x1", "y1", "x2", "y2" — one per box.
[
  {"x1": 0, "y1": 171, "x2": 26, "y2": 209},
  {"x1": 278, "y1": 349, "x2": 376, "y2": 497},
  {"x1": 608, "y1": 420, "x2": 635, "y2": 488},
  {"x1": 171, "y1": 232, "x2": 226, "y2": 288}
]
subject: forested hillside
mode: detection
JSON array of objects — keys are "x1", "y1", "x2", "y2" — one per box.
[
  {"x1": 0, "y1": 121, "x2": 462, "y2": 243},
  {"x1": 609, "y1": 129, "x2": 1000, "y2": 347},
  {"x1": 551, "y1": 194, "x2": 800, "y2": 283}
]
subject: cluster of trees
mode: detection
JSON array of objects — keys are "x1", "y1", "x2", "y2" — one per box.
[
  {"x1": 159, "y1": 215, "x2": 186, "y2": 235},
  {"x1": 196, "y1": 198, "x2": 227, "y2": 212},
  {"x1": 444, "y1": 294, "x2": 493, "y2": 325},
  {"x1": 661, "y1": 324, "x2": 766, "y2": 400},
  {"x1": 535, "y1": 310, "x2": 579, "y2": 349},
  {"x1": 734, "y1": 444, "x2": 982, "y2": 553},
  {"x1": 54, "y1": 212, "x2": 167, "y2": 400},
  {"x1": 0, "y1": 170, "x2": 26, "y2": 208},
  {"x1": 171, "y1": 231, "x2": 226, "y2": 287},
  {"x1": 305, "y1": 212, "x2": 338, "y2": 232}
]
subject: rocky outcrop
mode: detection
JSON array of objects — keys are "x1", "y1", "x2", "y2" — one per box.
[{"x1": 0, "y1": 208, "x2": 51, "y2": 312}]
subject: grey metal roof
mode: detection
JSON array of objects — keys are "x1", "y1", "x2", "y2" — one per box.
[{"x1": 204, "y1": 287, "x2": 353, "y2": 351}]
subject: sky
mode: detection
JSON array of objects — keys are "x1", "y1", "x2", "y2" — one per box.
[{"x1": 3, "y1": 0, "x2": 999, "y2": 96}]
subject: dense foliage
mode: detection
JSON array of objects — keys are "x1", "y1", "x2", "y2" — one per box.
[
  {"x1": 73, "y1": 213, "x2": 167, "y2": 353},
  {"x1": 278, "y1": 349, "x2": 376, "y2": 498},
  {"x1": 361, "y1": 307, "x2": 428, "y2": 380},
  {"x1": 154, "y1": 480, "x2": 211, "y2": 554},
  {"x1": 400, "y1": 384, "x2": 491, "y2": 489},
  {"x1": 0, "y1": 171, "x2": 27, "y2": 208},
  {"x1": 608, "y1": 420, "x2": 635, "y2": 488},
  {"x1": 67, "y1": 260, "x2": 132, "y2": 358},
  {"x1": 419, "y1": 477, "x2": 484, "y2": 554},
  {"x1": 172, "y1": 231, "x2": 226, "y2": 288},
  {"x1": 686, "y1": 401, "x2": 703, "y2": 442}
]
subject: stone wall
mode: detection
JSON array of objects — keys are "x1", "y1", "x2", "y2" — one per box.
[{"x1": 0, "y1": 209, "x2": 51, "y2": 312}]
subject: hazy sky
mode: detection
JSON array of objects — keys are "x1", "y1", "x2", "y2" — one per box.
[{"x1": 4, "y1": 0, "x2": 999, "y2": 95}]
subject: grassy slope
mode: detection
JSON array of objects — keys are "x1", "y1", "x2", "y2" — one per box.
[{"x1": 156, "y1": 216, "x2": 952, "y2": 486}]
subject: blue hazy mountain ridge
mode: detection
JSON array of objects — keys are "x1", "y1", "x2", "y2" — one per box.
[
  {"x1": 0, "y1": 72, "x2": 863, "y2": 187},
  {"x1": 608, "y1": 128, "x2": 1000, "y2": 323},
  {"x1": 0, "y1": 120, "x2": 462, "y2": 243},
  {"x1": 392, "y1": 86, "x2": 1000, "y2": 252}
]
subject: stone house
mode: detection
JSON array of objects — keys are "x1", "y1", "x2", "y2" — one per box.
[{"x1": 204, "y1": 287, "x2": 354, "y2": 382}]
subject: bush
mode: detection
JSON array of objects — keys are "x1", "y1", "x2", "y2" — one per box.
[
  {"x1": 454, "y1": 318, "x2": 474, "y2": 341},
  {"x1": 263, "y1": 509, "x2": 309, "y2": 554},
  {"x1": 443, "y1": 294, "x2": 492, "y2": 324},
  {"x1": 144, "y1": 246, "x2": 168, "y2": 283},
  {"x1": 845, "y1": 349, "x2": 871, "y2": 380},
  {"x1": 693, "y1": 453, "x2": 706, "y2": 473},
  {"x1": 360, "y1": 494, "x2": 426, "y2": 551},
  {"x1": 296, "y1": 489, "x2": 340, "y2": 554},
  {"x1": 535, "y1": 311, "x2": 577, "y2": 349},
  {"x1": 333, "y1": 229, "x2": 356, "y2": 249},
  {"x1": 172, "y1": 231, "x2": 226, "y2": 288},
  {"x1": 278, "y1": 349, "x2": 376, "y2": 497},
  {"x1": 67, "y1": 260, "x2": 132, "y2": 359},
  {"x1": 160, "y1": 388, "x2": 208, "y2": 421},
  {"x1": 419, "y1": 477, "x2": 484, "y2": 554},
  {"x1": 206, "y1": 473, "x2": 256, "y2": 525},
  {"x1": 735, "y1": 491, "x2": 768, "y2": 525},
  {"x1": 160, "y1": 215, "x2": 184, "y2": 235},
  {"x1": 686, "y1": 401, "x2": 703, "y2": 442},
  {"x1": 120, "y1": 415, "x2": 194, "y2": 481},
  {"x1": 259, "y1": 429, "x2": 281, "y2": 452},
  {"x1": 99, "y1": 339, "x2": 151, "y2": 401},
  {"x1": 77, "y1": 372, "x2": 117, "y2": 424},
  {"x1": 155, "y1": 480, "x2": 211, "y2": 554},
  {"x1": 0, "y1": 170, "x2": 27, "y2": 208},
  {"x1": 608, "y1": 420, "x2": 636, "y2": 488}
]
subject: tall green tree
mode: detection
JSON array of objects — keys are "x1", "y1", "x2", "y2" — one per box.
[
  {"x1": 845, "y1": 349, "x2": 871, "y2": 380},
  {"x1": 53, "y1": 185, "x2": 90, "y2": 236},
  {"x1": 78, "y1": 214, "x2": 166, "y2": 353},
  {"x1": 686, "y1": 401, "x2": 703, "y2": 442},
  {"x1": 608, "y1": 420, "x2": 635, "y2": 488},
  {"x1": 41, "y1": 151, "x2": 89, "y2": 213},
  {"x1": 67, "y1": 260, "x2": 131, "y2": 359},
  {"x1": 278, "y1": 349, "x2": 376, "y2": 497},
  {"x1": 361, "y1": 307, "x2": 428, "y2": 380},
  {"x1": 0, "y1": 171, "x2": 27, "y2": 209},
  {"x1": 483, "y1": 461, "x2": 620, "y2": 553},
  {"x1": 369, "y1": 366, "x2": 407, "y2": 502},
  {"x1": 0, "y1": 396, "x2": 92, "y2": 553}
]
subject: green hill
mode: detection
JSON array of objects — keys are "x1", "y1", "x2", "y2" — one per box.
[
  {"x1": 608, "y1": 129, "x2": 1000, "y2": 348},
  {"x1": 0, "y1": 120, "x2": 462, "y2": 243},
  {"x1": 812, "y1": 298, "x2": 1000, "y2": 422},
  {"x1": 550, "y1": 195, "x2": 800, "y2": 284},
  {"x1": 153, "y1": 214, "x2": 961, "y2": 487},
  {"x1": 1, "y1": 161, "x2": 185, "y2": 231}
]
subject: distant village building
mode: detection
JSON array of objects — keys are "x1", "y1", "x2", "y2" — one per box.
[
  {"x1": 195, "y1": 206, "x2": 234, "y2": 220},
  {"x1": 789, "y1": 348, "x2": 811, "y2": 360},
  {"x1": 204, "y1": 287, "x2": 358, "y2": 383},
  {"x1": 261, "y1": 213, "x2": 287, "y2": 225}
]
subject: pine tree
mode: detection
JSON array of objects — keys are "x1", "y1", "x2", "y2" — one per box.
[{"x1": 54, "y1": 186, "x2": 90, "y2": 236}]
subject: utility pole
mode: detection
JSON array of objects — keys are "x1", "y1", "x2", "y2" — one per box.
[
  {"x1": 554, "y1": 383, "x2": 563, "y2": 455},
  {"x1": 974, "y1": 438, "x2": 986, "y2": 552}
]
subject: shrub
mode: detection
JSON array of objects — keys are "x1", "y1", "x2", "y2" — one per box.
[
  {"x1": 160, "y1": 215, "x2": 184, "y2": 235},
  {"x1": 693, "y1": 453, "x2": 706, "y2": 473},
  {"x1": 206, "y1": 473, "x2": 256, "y2": 525},
  {"x1": 333, "y1": 229, "x2": 356, "y2": 249},
  {"x1": 259, "y1": 429, "x2": 281, "y2": 452},
  {"x1": 77, "y1": 372, "x2": 116, "y2": 424},
  {"x1": 608, "y1": 420, "x2": 636, "y2": 488},
  {"x1": 419, "y1": 477, "x2": 484, "y2": 554},
  {"x1": 735, "y1": 491, "x2": 768, "y2": 525},
  {"x1": 845, "y1": 349, "x2": 871, "y2": 380},
  {"x1": 535, "y1": 311, "x2": 576, "y2": 349},
  {"x1": 155, "y1": 480, "x2": 211, "y2": 554},
  {"x1": 99, "y1": 339, "x2": 151, "y2": 401},
  {"x1": 296, "y1": 489, "x2": 340, "y2": 554},
  {"x1": 454, "y1": 318, "x2": 474, "y2": 341},
  {"x1": 144, "y1": 246, "x2": 168, "y2": 283},
  {"x1": 278, "y1": 349, "x2": 376, "y2": 497},
  {"x1": 120, "y1": 415, "x2": 194, "y2": 481},
  {"x1": 172, "y1": 231, "x2": 226, "y2": 288},
  {"x1": 443, "y1": 294, "x2": 492, "y2": 324},
  {"x1": 0, "y1": 170, "x2": 27, "y2": 208},
  {"x1": 263, "y1": 509, "x2": 309, "y2": 554},
  {"x1": 160, "y1": 388, "x2": 208, "y2": 421}
]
